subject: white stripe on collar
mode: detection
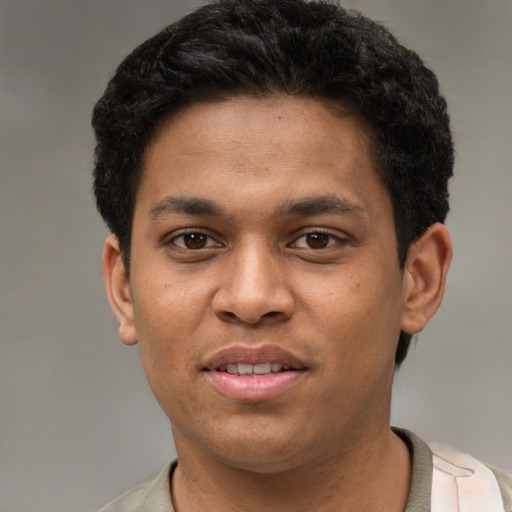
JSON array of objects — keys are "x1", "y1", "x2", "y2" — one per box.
[{"x1": 430, "y1": 443, "x2": 505, "y2": 512}]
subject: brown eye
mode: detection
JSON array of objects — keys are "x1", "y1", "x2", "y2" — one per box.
[
  {"x1": 291, "y1": 231, "x2": 345, "y2": 250},
  {"x1": 171, "y1": 232, "x2": 217, "y2": 250},
  {"x1": 183, "y1": 233, "x2": 207, "y2": 249},
  {"x1": 305, "y1": 232, "x2": 330, "y2": 249}
]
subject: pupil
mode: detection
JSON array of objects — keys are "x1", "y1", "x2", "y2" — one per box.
[
  {"x1": 184, "y1": 233, "x2": 207, "y2": 249},
  {"x1": 307, "y1": 233, "x2": 329, "y2": 249}
]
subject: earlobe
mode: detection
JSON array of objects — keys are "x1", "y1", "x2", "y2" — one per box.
[
  {"x1": 400, "y1": 223, "x2": 452, "y2": 335},
  {"x1": 102, "y1": 234, "x2": 138, "y2": 346}
]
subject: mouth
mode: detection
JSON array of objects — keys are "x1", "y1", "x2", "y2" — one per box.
[
  {"x1": 203, "y1": 345, "x2": 308, "y2": 402},
  {"x1": 215, "y1": 362, "x2": 300, "y2": 376}
]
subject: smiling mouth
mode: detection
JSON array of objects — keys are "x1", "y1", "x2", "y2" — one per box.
[
  {"x1": 215, "y1": 362, "x2": 300, "y2": 376},
  {"x1": 204, "y1": 347, "x2": 307, "y2": 401}
]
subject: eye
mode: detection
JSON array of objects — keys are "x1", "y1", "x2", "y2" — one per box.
[
  {"x1": 170, "y1": 232, "x2": 220, "y2": 250},
  {"x1": 292, "y1": 231, "x2": 345, "y2": 249}
]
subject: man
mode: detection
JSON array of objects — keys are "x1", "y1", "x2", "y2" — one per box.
[{"x1": 92, "y1": 0, "x2": 511, "y2": 510}]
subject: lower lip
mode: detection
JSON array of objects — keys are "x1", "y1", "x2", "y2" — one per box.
[{"x1": 206, "y1": 370, "x2": 306, "y2": 402}]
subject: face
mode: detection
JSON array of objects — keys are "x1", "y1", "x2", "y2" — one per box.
[{"x1": 109, "y1": 96, "x2": 416, "y2": 473}]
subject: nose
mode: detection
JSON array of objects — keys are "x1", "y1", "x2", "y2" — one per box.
[{"x1": 212, "y1": 243, "x2": 294, "y2": 325}]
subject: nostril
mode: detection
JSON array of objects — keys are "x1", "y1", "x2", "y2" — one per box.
[
  {"x1": 212, "y1": 285, "x2": 294, "y2": 325},
  {"x1": 218, "y1": 309, "x2": 283, "y2": 325}
]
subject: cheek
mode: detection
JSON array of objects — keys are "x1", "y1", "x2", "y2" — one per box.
[
  {"x1": 131, "y1": 268, "x2": 218, "y2": 371},
  {"x1": 303, "y1": 266, "x2": 403, "y2": 349},
  {"x1": 130, "y1": 295, "x2": 191, "y2": 390},
  {"x1": 133, "y1": 266, "x2": 212, "y2": 334},
  {"x1": 134, "y1": 298, "x2": 200, "y2": 418}
]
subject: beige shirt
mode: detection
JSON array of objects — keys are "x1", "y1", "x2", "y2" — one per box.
[{"x1": 96, "y1": 429, "x2": 512, "y2": 512}]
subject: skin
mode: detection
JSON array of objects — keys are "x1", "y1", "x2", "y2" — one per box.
[{"x1": 103, "y1": 96, "x2": 452, "y2": 511}]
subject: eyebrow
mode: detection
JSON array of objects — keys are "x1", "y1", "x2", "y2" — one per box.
[
  {"x1": 149, "y1": 196, "x2": 223, "y2": 220},
  {"x1": 148, "y1": 194, "x2": 366, "y2": 221},
  {"x1": 276, "y1": 195, "x2": 366, "y2": 217}
]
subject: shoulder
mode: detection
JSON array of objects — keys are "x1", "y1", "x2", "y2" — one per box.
[
  {"x1": 487, "y1": 465, "x2": 512, "y2": 512},
  {"x1": 95, "y1": 462, "x2": 176, "y2": 512},
  {"x1": 394, "y1": 428, "x2": 511, "y2": 511},
  {"x1": 96, "y1": 481, "x2": 153, "y2": 512},
  {"x1": 429, "y1": 442, "x2": 512, "y2": 512}
]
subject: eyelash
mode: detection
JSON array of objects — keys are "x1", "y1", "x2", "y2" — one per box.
[
  {"x1": 168, "y1": 231, "x2": 222, "y2": 250},
  {"x1": 167, "y1": 229, "x2": 347, "y2": 251},
  {"x1": 289, "y1": 231, "x2": 348, "y2": 250}
]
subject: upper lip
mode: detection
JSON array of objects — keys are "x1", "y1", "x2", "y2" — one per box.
[{"x1": 204, "y1": 344, "x2": 308, "y2": 371}]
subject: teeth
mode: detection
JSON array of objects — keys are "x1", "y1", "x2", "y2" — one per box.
[
  {"x1": 237, "y1": 363, "x2": 253, "y2": 375},
  {"x1": 271, "y1": 362, "x2": 282, "y2": 372},
  {"x1": 226, "y1": 364, "x2": 238, "y2": 374},
  {"x1": 224, "y1": 362, "x2": 288, "y2": 376},
  {"x1": 253, "y1": 363, "x2": 272, "y2": 374}
]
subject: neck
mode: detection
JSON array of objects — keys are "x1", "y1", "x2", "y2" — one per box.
[{"x1": 171, "y1": 426, "x2": 411, "y2": 512}]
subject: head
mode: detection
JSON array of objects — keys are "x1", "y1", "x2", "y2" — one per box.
[{"x1": 93, "y1": 0, "x2": 453, "y2": 364}]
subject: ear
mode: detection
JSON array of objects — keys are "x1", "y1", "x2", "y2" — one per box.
[
  {"x1": 102, "y1": 234, "x2": 138, "y2": 345},
  {"x1": 400, "y1": 223, "x2": 452, "y2": 335}
]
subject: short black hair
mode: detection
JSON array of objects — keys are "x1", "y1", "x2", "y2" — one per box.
[{"x1": 92, "y1": 0, "x2": 454, "y2": 365}]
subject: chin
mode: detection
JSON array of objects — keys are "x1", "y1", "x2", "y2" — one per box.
[
  {"x1": 199, "y1": 425, "x2": 323, "y2": 474},
  {"x1": 211, "y1": 447, "x2": 308, "y2": 475}
]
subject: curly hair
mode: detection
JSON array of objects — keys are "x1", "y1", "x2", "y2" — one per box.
[{"x1": 92, "y1": 0, "x2": 453, "y2": 365}]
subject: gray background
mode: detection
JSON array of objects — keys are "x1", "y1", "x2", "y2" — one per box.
[{"x1": 0, "y1": 1, "x2": 510, "y2": 511}]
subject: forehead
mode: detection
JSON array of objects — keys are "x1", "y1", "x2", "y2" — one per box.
[
  {"x1": 137, "y1": 95, "x2": 387, "y2": 219},
  {"x1": 148, "y1": 95, "x2": 373, "y2": 164}
]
